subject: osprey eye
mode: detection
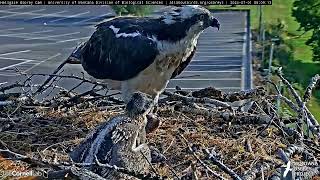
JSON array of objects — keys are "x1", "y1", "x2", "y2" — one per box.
[{"x1": 199, "y1": 15, "x2": 205, "y2": 20}]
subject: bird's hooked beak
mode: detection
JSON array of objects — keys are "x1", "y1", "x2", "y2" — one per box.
[{"x1": 211, "y1": 17, "x2": 220, "y2": 30}]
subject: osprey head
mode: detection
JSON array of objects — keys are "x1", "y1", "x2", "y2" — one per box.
[
  {"x1": 176, "y1": 5, "x2": 220, "y2": 30},
  {"x1": 126, "y1": 92, "x2": 153, "y2": 118}
]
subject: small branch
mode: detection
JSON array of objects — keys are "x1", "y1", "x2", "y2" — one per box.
[
  {"x1": 191, "y1": 86, "x2": 266, "y2": 102},
  {"x1": 242, "y1": 163, "x2": 271, "y2": 180},
  {"x1": 256, "y1": 113, "x2": 275, "y2": 138},
  {"x1": 94, "y1": 156, "x2": 165, "y2": 180},
  {"x1": 303, "y1": 74, "x2": 320, "y2": 103},
  {"x1": 31, "y1": 73, "x2": 108, "y2": 89},
  {"x1": 277, "y1": 148, "x2": 290, "y2": 164},
  {"x1": 276, "y1": 68, "x2": 320, "y2": 138},
  {"x1": 178, "y1": 134, "x2": 227, "y2": 180},
  {"x1": 203, "y1": 148, "x2": 243, "y2": 180},
  {"x1": 35, "y1": 58, "x2": 70, "y2": 93},
  {"x1": 163, "y1": 91, "x2": 232, "y2": 109},
  {"x1": 140, "y1": 150, "x2": 159, "y2": 176},
  {"x1": 0, "y1": 82, "x2": 25, "y2": 93},
  {"x1": 70, "y1": 166, "x2": 108, "y2": 180},
  {"x1": 174, "y1": 104, "x2": 271, "y2": 125}
]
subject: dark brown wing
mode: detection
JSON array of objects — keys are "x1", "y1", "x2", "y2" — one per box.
[{"x1": 170, "y1": 46, "x2": 196, "y2": 79}]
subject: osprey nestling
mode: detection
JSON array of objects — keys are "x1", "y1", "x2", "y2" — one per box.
[
  {"x1": 69, "y1": 92, "x2": 153, "y2": 179},
  {"x1": 68, "y1": 5, "x2": 220, "y2": 102}
]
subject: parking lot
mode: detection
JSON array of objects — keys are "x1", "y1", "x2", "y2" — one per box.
[
  {"x1": 0, "y1": 6, "x2": 251, "y2": 95},
  {"x1": 0, "y1": 5, "x2": 113, "y2": 84}
]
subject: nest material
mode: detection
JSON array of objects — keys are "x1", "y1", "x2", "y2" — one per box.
[{"x1": 0, "y1": 70, "x2": 319, "y2": 180}]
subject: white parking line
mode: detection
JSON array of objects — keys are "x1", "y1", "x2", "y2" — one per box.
[
  {"x1": 0, "y1": 30, "x2": 54, "y2": 37},
  {"x1": 171, "y1": 78, "x2": 241, "y2": 81},
  {"x1": 49, "y1": 11, "x2": 90, "y2": 23},
  {"x1": 0, "y1": 27, "x2": 25, "y2": 32},
  {"x1": 188, "y1": 65, "x2": 242, "y2": 67},
  {"x1": 27, "y1": 10, "x2": 68, "y2": 20},
  {"x1": 198, "y1": 40, "x2": 240, "y2": 43},
  {"x1": 196, "y1": 51, "x2": 242, "y2": 54},
  {"x1": 192, "y1": 59, "x2": 241, "y2": 61},
  {"x1": 23, "y1": 53, "x2": 61, "y2": 72},
  {"x1": 166, "y1": 87, "x2": 241, "y2": 90},
  {"x1": 0, "y1": 60, "x2": 33, "y2": 71},
  {"x1": 72, "y1": 13, "x2": 112, "y2": 24},
  {"x1": 197, "y1": 49, "x2": 242, "y2": 51},
  {"x1": 0, "y1": 50, "x2": 31, "y2": 56},
  {"x1": 198, "y1": 42, "x2": 243, "y2": 45},
  {"x1": 192, "y1": 55, "x2": 241, "y2": 58},
  {"x1": 184, "y1": 70, "x2": 241, "y2": 73},
  {"x1": 0, "y1": 9, "x2": 47, "y2": 19},
  {"x1": 0, "y1": 57, "x2": 39, "y2": 61},
  {"x1": 0, "y1": 73, "x2": 20, "y2": 77},
  {"x1": 0, "y1": 82, "x2": 8, "y2": 86},
  {"x1": 55, "y1": 36, "x2": 90, "y2": 43},
  {"x1": 24, "y1": 32, "x2": 81, "y2": 40},
  {"x1": 197, "y1": 46, "x2": 243, "y2": 48}
]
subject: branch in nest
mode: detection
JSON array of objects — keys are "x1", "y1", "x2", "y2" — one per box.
[
  {"x1": 35, "y1": 58, "x2": 70, "y2": 93},
  {"x1": 163, "y1": 91, "x2": 231, "y2": 109},
  {"x1": 0, "y1": 100, "x2": 13, "y2": 106},
  {"x1": 70, "y1": 166, "x2": 108, "y2": 180},
  {"x1": 174, "y1": 104, "x2": 271, "y2": 125},
  {"x1": 191, "y1": 86, "x2": 266, "y2": 102},
  {"x1": 279, "y1": 145, "x2": 316, "y2": 162},
  {"x1": 203, "y1": 148, "x2": 243, "y2": 180},
  {"x1": 47, "y1": 166, "x2": 109, "y2": 180},
  {"x1": 178, "y1": 134, "x2": 227, "y2": 180},
  {"x1": 271, "y1": 95, "x2": 320, "y2": 138},
  {"x1": 303, "y1": 74, "x2": 320, "y2": 103},
  {"x1": 241, "y1": 163, "x2": 271, "y2": 180},
  {"x1": 276, "y1": 68, "x2": 304, "y2": 106},
  {"x1": 0, "y1": 146, "x2": 164, "y2": 180},
  {"x1": 93, "y1": 156, "x2": 165, "y2": 180},
  {"x1": 273, "y1": 145, "x2": 318, "y2": 180},
  {"x1": 276, "y1": 68, "x2": 320, "y2": 138},
  {"x1": 31, "y1": 73, "x2": 108, "y2": 89},
  {"x1": 0, "y1": 83, "x2": 25, "y2": 93},
  {"x1": 0, "y1": 93, "x2": 21, "y2": 101}
]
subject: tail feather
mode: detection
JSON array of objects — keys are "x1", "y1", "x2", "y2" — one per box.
[{"x1": 66, "y1": 42, "x2": 86, "y2": 64}]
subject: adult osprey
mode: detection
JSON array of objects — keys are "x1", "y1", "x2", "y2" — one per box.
[{"x1": 68, "y1": 5, "x2": 220, "y2": 102}]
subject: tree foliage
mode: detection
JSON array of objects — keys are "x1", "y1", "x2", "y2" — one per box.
[
  {"x1": 292, "y1": 0, "x2": 320, "y2": 61},
  {"x1": 111, "y1": 5, "x2": 153, "y2": 16}
]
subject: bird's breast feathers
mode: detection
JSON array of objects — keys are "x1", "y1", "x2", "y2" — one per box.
[{"x1": 126, "y1": 24, "x2": 202, "y2": 94}]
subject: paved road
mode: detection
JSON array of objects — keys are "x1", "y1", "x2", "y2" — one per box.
[
  {"x1": 0, "y1": 6, "x2": 252, "y2": 97},
  {"x1": 0, "y1": 5, "x2": 114, "y2": 86}
]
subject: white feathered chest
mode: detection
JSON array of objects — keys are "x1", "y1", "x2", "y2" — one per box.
[{"x1": 120, "y1": 23, "x2": 203, "y2": 101}]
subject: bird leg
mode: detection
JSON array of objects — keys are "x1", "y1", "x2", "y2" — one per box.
[
  {"x1": 132, "y1": 143, "x2": 149, "y2": 152},
  {"x1": 145, "y1": 94, "x2": 161, "y2": 134}
]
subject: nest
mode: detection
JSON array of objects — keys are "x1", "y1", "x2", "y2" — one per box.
[{"x1": 0, "y1": 68, "x2": 319, "y2": 180}]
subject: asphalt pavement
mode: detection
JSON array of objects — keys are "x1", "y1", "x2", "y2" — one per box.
[{"x1": 0, "y1": 6, "x2": 252, "y2": 98}]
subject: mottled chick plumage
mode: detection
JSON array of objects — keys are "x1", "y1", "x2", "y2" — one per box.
[{"x1": 69, "y1": 92, "x2": 153, "y2": 179}]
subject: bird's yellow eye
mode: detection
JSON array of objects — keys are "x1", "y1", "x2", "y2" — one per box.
[{"x1": 199, "y1": 15, "x2": 205, "y2": 20}]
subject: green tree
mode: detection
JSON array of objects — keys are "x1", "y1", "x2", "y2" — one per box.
[
  {"x1": 111, "y1": 5, "x2": 153, "y2": 16},
  {"x1": 292, "y1": 0, "x2": 320, "y2": 61}
]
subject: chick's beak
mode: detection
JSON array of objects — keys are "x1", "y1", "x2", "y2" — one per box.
[{"x1": 211, "y1": 17, "x2": 220, "y2": 30}]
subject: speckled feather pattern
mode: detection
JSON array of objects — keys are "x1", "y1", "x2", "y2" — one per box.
[{"x1": 69, "y1": 115, "x2": 150, "y2": 179}]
